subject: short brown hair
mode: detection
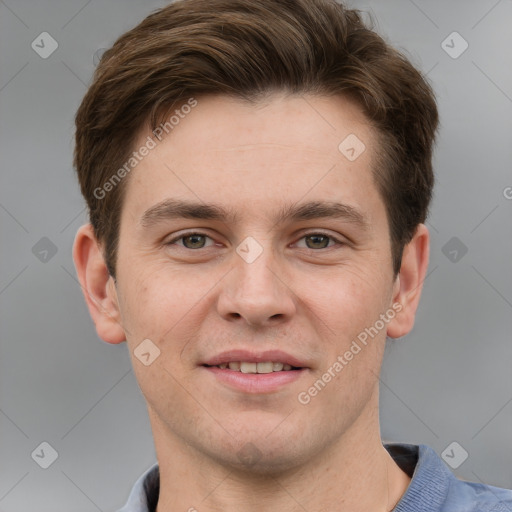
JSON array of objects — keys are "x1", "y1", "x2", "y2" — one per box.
[{"x1": 74, "y1": 0, "x2": 438, "y2": 278}]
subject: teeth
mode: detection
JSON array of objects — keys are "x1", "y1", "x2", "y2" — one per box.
[
  {"x1": 256, "y1": 362, "x2": 273, "y2": 373},
  {"x1": 215, "y1": 361, "x2": 297, "y2": 373},
  {"x1": 240, "y1": 362, "x2": 257, "y2": 373}
]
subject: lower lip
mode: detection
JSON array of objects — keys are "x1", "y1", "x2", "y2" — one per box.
[{"x1": 203, "y1": 366, "x2": 307, "y2": 393}]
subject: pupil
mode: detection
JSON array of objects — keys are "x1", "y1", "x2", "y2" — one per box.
[
  {"x1": 184, "y1": 234, "x2": 205, "y2": 248},
  {"x1": 306, "y1": 235, "x2": 329, "y2": 249}
]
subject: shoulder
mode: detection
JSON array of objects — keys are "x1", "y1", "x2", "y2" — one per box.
[
  {"x1": 384, "y1": 443, "x2": 512, "y2": 512},
  {"x1": 443, "y1": 478, "x2": 512, "y2": 512}
]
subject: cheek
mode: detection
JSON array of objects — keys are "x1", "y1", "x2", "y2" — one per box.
[
  {"x1": 120, "y1": 264, "x2": 186, "y2": 326},
  {"x1": 118, "y1": 265, "x2": 217, "y2": 359},
  {"x1": 296, "y1": 269, "x2": 387, "y2": 422},
  {"x1": 299, "y1": 263, "x2": 389, "y2": 343},
  {"x1": 117, "y1": 269, "x2": 207, "y2": 408}
]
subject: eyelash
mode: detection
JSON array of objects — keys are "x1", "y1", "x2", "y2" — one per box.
[{"x1": 166, "y1": 231, "x2": 345, "y2": 250}]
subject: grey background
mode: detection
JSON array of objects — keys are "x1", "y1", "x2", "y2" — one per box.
[{"x1": 0, "y1": 0, "x2": 511, "y2": 510}]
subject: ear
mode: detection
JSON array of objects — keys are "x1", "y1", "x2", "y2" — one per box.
[
  {"x1": 386, "y1": 223, "x2": 430, "y2": 339},
  {"x1": 72, "y1": 223, "x2": 126, "y2": 344}
]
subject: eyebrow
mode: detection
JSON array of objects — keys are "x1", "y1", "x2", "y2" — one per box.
[{"x1": 139, "y1": 198, "x2": 369, "y2": 230}]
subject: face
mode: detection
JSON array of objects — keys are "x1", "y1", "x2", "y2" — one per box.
[{"x1": 111, "y1": 93, "x2": 401, "y2": 472}]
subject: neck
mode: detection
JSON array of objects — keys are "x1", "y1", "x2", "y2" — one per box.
[{"x1": 152, "y1": 403, "x2": 411, "y2": 512}]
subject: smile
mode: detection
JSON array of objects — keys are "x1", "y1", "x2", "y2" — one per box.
[{"x1": 204, "y1": 361, "x2": 299, "y2": 373}]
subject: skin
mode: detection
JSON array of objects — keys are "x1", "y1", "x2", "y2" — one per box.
[{"x1": 74, "y1": 92, "x2": 429, "y2": 512}]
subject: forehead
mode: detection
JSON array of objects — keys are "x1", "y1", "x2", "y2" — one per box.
[
  {"x1": 161, "y1": 92, "x2": 374, "y2": 158},
  {"x1": 121, "y1": 93, "x2": 382, "y2": 226}
]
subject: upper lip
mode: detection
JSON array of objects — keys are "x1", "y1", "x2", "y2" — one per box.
[{"x1": 202, "y1": 349, "x2": 309, "y2": 368}]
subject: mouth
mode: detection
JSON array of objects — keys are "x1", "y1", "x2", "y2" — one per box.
[
  {"x1": 203, "y1": 361, "x2": 302, "y2": 373},
  {"x1": 201, "y1": 349, "x2": 309, "y2": 371},
  {"x1": 200, "y1": 350, "x2": 309, "y2": 393}
]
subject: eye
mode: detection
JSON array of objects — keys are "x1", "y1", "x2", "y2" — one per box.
[
  {"x1": 295, "y1": 232, "x2": 344, "y2": 250},
  {"x1": 166, "y1": 232, "x2": 215, "y2": 249},
  {"x1": 165, "y1": 231, "x2": 345, "y2": 251}
]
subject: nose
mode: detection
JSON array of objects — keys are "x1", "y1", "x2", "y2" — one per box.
[{"x1": 216, "y1": 242, "x2": 297, "y2": 328}]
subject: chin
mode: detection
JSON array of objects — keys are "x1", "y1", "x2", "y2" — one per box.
[
  {"x1": 207, "y1": 427, "x2": 315, "y2": 477},
  {"x1": 219, "y1": 445, "x2": 308, "y2": 477}
]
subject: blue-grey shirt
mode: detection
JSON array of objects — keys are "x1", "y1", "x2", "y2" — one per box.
[{"x1": 118, "y1": 443, "x2": 512, "y2": 511}]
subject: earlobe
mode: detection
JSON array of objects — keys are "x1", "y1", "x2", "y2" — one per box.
[
  {"x1": 72, "y1": 224, "x2": 126, "y2": 344},
  {"x1": 386, "y1": 224, "x2": 430, "y2": 339}
]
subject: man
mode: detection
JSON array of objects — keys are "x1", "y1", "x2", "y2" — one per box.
[{"x1": 72, "y1": 0, "x2": 512, "y2": 510}]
